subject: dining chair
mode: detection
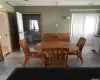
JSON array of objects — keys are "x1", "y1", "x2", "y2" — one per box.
[
  {"x1": 76, "y1": 37, "x2": 82, "y2": 46},
  {"x1": 69, "y1": 37, "x2": 86, "y2": 63},
  {"x1": 19, "y1": 39, "x2": 42, "y2": 67},
  {"x1": 76, "y1": 37, "x2": 85, "y2": 47},
  {"x1": 43, "y1": 36, "x2": 57, "y2": 42},
  {"x1": 42, "y1": 48, "x2": 69, "y2": 67}
]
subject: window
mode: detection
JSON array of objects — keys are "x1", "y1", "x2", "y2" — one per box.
[{"x1": 30, "y1": 20, "x2": 39, "y2": 31}]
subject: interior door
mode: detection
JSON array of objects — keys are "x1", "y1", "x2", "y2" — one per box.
[
  {"x1": 83, "y1": 14, "x2": 98, "y2": 45},
  {"x1": 71, "y1": 14, "x2": 85, "y2": 44},
  {"x1": 0, "y1": 12, "x2": 9, "y2": 56},
  {"x1": 16, "y1": 12, "x2": 25, "y2": 40}
]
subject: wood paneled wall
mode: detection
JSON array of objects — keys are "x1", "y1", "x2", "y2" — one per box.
[
  {"x1": 10, "y1": 34, "x2": 20, "y2": 51},
  {"x1": 43, "y1": 33, "x2": 70, "y2": 42}
]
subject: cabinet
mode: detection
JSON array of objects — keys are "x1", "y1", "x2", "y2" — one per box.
[{"x1": 93, "y1": 36, "x2": 100, "y2": 55}]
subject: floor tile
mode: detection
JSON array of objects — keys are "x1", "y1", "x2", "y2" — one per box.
[
  {"x1": 0, "y1": 45, "x2": 100, "y2": 80},
  {"x1": 0, "y1": 75, "x2": 8, "y2": 80}
]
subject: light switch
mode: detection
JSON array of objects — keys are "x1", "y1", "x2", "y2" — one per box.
[{"x1": 56, "y1": 24, "x2": 58, "y2": 27}]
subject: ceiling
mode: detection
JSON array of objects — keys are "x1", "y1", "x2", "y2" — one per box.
[{"x1": 6, "y1": 0, "x2": 100, "y2": 6}]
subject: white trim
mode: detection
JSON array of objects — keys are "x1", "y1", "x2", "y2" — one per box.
[
  {"x1": 70, "y1": 14, "x2": 74, "y2": 43},
  {"x1": 70, "y1": 9, "x2": 100, "y2": 11},
  {"x1": 4, "y1": 14, "x2": 12, "y2": 52},
  {"x1": 82, "y1": 14, "x2": 85, "y2": 37},
  {"x1": 6, "y1": 2, "x2": 15, "y2": 6},
  {"x1": 95, "y1": 14, "x2": 100, "y2": 35}
]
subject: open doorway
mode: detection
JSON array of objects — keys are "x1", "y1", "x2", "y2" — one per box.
[
  {"x1": 22, "y1": 13, "x2": 42, "y2": 47},
  {"x1": 0, "y1": 12, "x2": 11, "y2": 57},
  {"x1": 16, "y1": 12, "x2": 43, "y2": 50}
]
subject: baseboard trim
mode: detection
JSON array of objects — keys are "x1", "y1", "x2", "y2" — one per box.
[{"x1": 4, "y1": 52, "x2": 11, "y2": 58}]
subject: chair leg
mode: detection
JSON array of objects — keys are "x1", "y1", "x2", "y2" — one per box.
[
  {"x1": 65, "y1": 54, "x2": 68, "y2": 67},
  {"x1": 79, "y1": 53, "x2": 83, "y2": 63},
  {"x1": 76, "y1": 54, "x2": 79, "y2": 58},
  {"x1": 24, "y1": 57, "x2": 29, "y2": 67},
  {"x1": 43, "y1": 54, "x2": 46, "y2": 67}
]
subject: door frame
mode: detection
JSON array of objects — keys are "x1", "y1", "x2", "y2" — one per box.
[
  {"x1": 0, "y1": 11, "x2": 12, "y2": 52},
  {"x1": 22, "y1": 12, "x2": 43, "y2": 42},
  {"x1": 70, "y1": 13, "x2": 85, "y2": 43}
]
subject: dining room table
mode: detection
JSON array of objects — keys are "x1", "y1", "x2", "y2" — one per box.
[{"x1": 34, "y1": 41, "x2": 79, "y2": 53}]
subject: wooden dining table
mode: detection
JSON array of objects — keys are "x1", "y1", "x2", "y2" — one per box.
[{"x1": 34, "y1": 41, "x2": 79, "y2": 53}]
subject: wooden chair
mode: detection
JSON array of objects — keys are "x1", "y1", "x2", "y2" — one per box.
[
  {"x1": 68, "y1": 37, "x2": 86, "y2": 63},
  {"x1": 43, "y1": 33, "x2": 70, "y2": 42},
  {"x1": 42, "y1": 48, "x2": 69, "y2": 67},
  {"x1": 76, "y1": 37, "x2": 83, "y2": 46},
  {"x1": 19, "y1": 39, "x2": 42, "y2": 67},
  {"x1": 77, "y1": 37, "x2": 86, "y2": 52},
  {"x1": 43, "y1": 36, "x2": 57, "y2": 42}
]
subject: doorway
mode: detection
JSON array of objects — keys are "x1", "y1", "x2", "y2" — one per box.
[
  {"x1": 71, "y1": 13, "x2": 98, "y2": 45},
  {"x1": 22, "y1": 14, "x2": 41, "y2": 46},
  {"x1": 0, "y1": 12, "x2": 11, "y2": 57},
  {"x1": 16, "y1": 12, "x2": 43, "y2": 49}
]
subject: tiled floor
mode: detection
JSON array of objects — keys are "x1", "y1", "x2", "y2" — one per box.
[
  {"x1": 1, "y1": 45, "x2": 100, "y2": 80},
  {"x1": 1, "y1": 46, "x2": 9, "y2": 56}
]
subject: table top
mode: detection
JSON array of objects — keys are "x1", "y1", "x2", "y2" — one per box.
[
  {"x1": 7, "y1": 68, "x2": 100, "y2": 80},
  {"x1": 35, "y1": 41, "x2": 78, "y2": 53}
]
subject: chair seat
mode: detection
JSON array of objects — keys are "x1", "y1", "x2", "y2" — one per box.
[
  {"x1": 68, "y1": 50, "x2": 80, "y2": 55},
  {"x1": 19, "y1": 39, "x2": 43, "y2": 67},
  {"x1": 30, "y1": 52, "x2": 40, "y2": 55},
  {"x1": 28, "y1": 52, "x2": 42, "y2": 58}
]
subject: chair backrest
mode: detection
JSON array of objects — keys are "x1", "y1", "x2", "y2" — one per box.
[
  {"x1": 19, "y1": 39, "x2": 30, "y2": 56},
  {"x1": 43, "y1": 33, "x2": 70, "y2": 42},
  {"x1": 42, "y1": 48, "x2": 69, "y2": 67},
  {"x1": 77, "y1": 37, "x2": 86, "y2": 52},
  {"x1": 43, "y1": 36, "x2": 57, "y2": 42},
  {"x1": 76, "y1": 37, "x2": 82, "y2": 46}
]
